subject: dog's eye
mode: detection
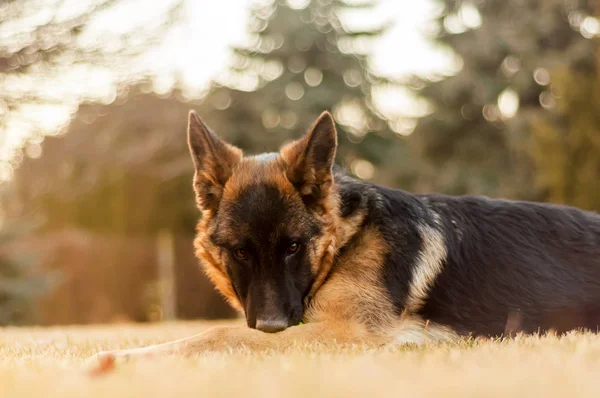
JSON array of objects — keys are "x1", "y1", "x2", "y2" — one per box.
[
  {"x1": 286, "y1": 242, "x2": 299, "y2": 255},
  {"x1": 233, "y1": 248, "x2": 247, "y2": 260}
]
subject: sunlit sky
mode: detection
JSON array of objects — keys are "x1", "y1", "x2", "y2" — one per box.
[
  {"x1": 173, "y1": 0, "x2": 455, "y2": 89},
  {"x1": 0, "y1": 0, "x2": 467, "y2": 181}
]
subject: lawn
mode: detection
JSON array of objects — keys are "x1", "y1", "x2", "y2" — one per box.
[{"x1": 1, "y1": 320, "x2": 600, "y2": 397}]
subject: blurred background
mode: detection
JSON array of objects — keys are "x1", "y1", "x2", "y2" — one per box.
[{"x1": 0, "y1": 0, "x2": 599, "y2": 327}]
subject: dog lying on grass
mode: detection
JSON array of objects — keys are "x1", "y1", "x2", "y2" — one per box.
[{"x1": 90, "y1": 110, "x2": 600, "y2": 364}]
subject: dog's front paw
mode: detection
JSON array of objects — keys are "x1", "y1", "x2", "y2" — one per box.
[
  {"x1": 85, "y1": 347, "x2": 153, "y2": 375},
  {"x1": 176, "y1": 325, "x2": 232, "y2": 355},
  {"x1": 85, "y1": 350, "x2": 120, "y2": 376}
]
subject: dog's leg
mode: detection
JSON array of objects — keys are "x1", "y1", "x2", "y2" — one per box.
[{"x1": 89, "y1": 321, "x2": 389, "y2": 365}]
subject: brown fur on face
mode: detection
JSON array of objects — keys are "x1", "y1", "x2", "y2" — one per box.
[{"x1": 188, "y1": 111, "x2": 344, "y2": 329}]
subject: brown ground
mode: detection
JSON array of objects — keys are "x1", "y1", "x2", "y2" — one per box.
[{"x1": 1, "y1": 320, "x2": 600, "y2": 397}]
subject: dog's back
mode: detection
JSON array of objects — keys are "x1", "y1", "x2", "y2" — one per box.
[{"x1": 369, "y1": 183, "x2": 600, "y2": 336}]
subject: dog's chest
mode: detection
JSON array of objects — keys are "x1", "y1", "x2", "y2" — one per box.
[{"x1": 304, "y1": 227, "x2": 398, "y2": 330}]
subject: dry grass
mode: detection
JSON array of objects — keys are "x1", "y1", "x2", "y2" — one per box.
[{"x1": 2, "y1": 320, "x2": 600, "y2": 397}]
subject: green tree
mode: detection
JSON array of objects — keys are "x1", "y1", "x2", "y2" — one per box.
[
  {"x1": 199, "y1": 0, "x2": 414, "y2": 187},
  {"x1": 530, "y1": 59, "x2": 600, "y2": 211},
  {"x1": 410, "y1": 0, "x2": 596, "y2": 199},
  {"x1": 0, "y1": 217, "x2": 58, "y2": 325}
]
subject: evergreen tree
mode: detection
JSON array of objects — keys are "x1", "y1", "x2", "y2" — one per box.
[
  {"x1": 0, "y1": 217, "x2": 57, "y2": 325},
  {"x1": 530, "y1": 57, "x2": 600, "y2": 211},
  {"x1": 410, "y1": 0, "x2": 596, "y2": 199},
  {"x1": 199, "y1": 0, "x2": 413, "y2": 187}
]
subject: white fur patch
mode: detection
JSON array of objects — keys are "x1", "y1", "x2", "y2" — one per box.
[
  {"x1": 405, "y1": 222, "x2": 448, "y2": 312},
  {"x1": 393, "y1": 314, "x2": 458, "y2": 345},
  {"x1": 252, "y1": 152, "x2": 279, "y2": 163}
]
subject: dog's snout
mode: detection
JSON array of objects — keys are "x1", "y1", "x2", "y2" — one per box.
[{"x1": 255, "y1": 317, "x2": 288, "y2": 333}]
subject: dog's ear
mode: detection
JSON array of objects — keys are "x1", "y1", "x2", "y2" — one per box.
[
  {"x1": 187, "y1": 110, "x2": 243, "y2": 212},
  {"x1": 281, "y1": 111, "x2": 338, "y2": 206}
]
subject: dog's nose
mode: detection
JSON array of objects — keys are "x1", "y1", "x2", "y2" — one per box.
[{"x1": 256, "y1": 318, "x2": 288, "y2": 333}]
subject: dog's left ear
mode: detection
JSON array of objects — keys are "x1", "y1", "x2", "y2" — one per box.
[
  {"x1": 187, "y1": 110, "x2": 243, "y2": 212},
  {"x1": 281, "y1": 111, "x2": 338, "y2": 204}
]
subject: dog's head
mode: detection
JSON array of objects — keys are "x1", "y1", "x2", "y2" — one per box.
[{"x1": 188, "y1": 111, "x2": 340, "y2": 333}]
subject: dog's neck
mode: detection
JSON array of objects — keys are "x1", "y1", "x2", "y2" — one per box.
[{"x1": 304, "y1": 171, "x2": 374, "y2": 305}]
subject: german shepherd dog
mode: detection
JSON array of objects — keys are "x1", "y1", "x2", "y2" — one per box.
[{"x1": 91, "y1": 110, "x2": 600, "y2": 363}]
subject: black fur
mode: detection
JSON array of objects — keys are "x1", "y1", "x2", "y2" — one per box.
[
  {"x1": 334, "y1": 168, "x2": 600, "y2": 337},
  {"x1": 211, "y1": 183, "x2": 318, "y2": 330}
]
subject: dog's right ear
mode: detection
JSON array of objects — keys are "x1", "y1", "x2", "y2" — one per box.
[
  {"x1": 280, "y1": 111, "x2": 338, "y2": 208},
  {"x1": 187, "y1": 110, "x2": 243, "y2": 212}
]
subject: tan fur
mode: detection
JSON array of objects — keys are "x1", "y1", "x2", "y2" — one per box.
[
  {"x1": 222, "y1": 158, "x2": 297, "y2": 202},
  {"x1": 280, "y1": 111, "x2": 337, "y2": 215},
  {"x1": 404, "y1": 223, "x2": 448, "y2": 313},
  {"x1": 90, "y1": 321, "x2": 389, "y2": 365},
  {"x1": 303, "y1": 187, "x2": 340, "y2": 301},
  {"x1": 188, "y1": 111, "x2": 243, "y2": 214},
  {"x1": 304, "y1": 226, "x2": 397, "y2": 333},
  {"x1": 194, "y1": 219, "x2": 244, "y2": 312}
]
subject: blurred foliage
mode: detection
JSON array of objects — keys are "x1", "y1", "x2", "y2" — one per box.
[
  {"x1": 200, "y1": 0, "x2": 416, "y2": 187},
  {"x1": 10, "y1": 92, "x2": 197, "y2": 234},
  {"x1": 0, "y1": 216, "x2": 59, "y2": 325},
  {"x1": 8, "y1": 0, "x2": 600, "y2": 226},
  {"x1": 410, "y1": 0, "x2": 598, "y2": 200},
  {"x1": 530, "y1": 57, "x2": 600, "y2": 211},
  {"x1": 0, "y1": 0, "x2": 182, "y2": 179},
  {"x1": 10, "y1": 0, "x2": 413, "y2": 235}
]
